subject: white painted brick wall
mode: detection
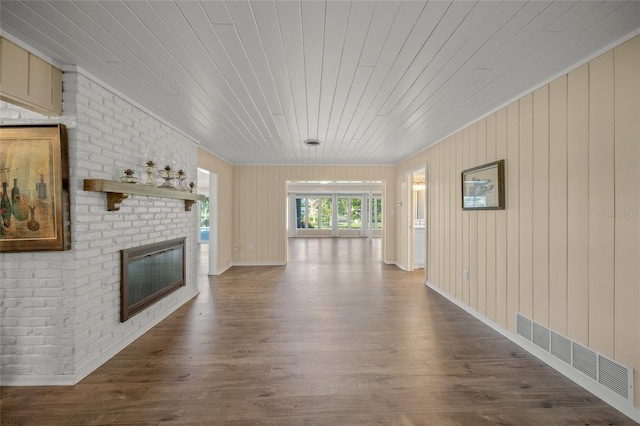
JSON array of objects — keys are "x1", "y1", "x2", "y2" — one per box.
[{"x1": 1, "y1": 70, "x2": 200, "y2": 383}]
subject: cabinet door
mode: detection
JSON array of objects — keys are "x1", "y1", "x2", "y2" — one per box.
[
  {"x1": 0, "y1": 37, "x2": 62, "y2": 116},
  {"x1": 29, "y1": 54, "x2": 53, "y2": 110},
  {"x1": 1, "y1": 38, "x2": 29, "y2": 100}
]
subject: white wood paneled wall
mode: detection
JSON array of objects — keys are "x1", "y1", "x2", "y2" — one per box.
[
  {"x1": 399, "y1": 35, "x2": 640, "y2": 408},
  {"x1": 232, "y1": 165, "x2": 396, "y2": 265}
]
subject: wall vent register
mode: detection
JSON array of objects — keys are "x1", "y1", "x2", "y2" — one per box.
[{"x1": 516, "y1": 313, "x2": 633, "y2": 402}]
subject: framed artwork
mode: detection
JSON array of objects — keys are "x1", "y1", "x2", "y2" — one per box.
[
  {"x1": 0, "y1": 124, "x2": 70, "y2": 252},
  {"x1": 461, "y1": 159, "x2": 505, "y2": 210}
]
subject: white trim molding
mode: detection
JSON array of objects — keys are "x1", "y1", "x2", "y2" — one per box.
[{"x1": 232, "y1": 261, "x2": 287, "y2": 267}]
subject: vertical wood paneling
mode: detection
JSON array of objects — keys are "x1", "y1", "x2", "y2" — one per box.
[
  {"x1": 234, "y1": 166, "x2": 241, "y2": 258},
  {"x1": 455, "y1": 133, "x2": 464, "y2": 300},
  {"x1": 243, "y1": 164, "x2": 249, "y2": 256},
  {"x1": 469, "y1": 123, "x2": 478, "y2": 310},
  {"x1": 232, "y1": 166, "x2": 240, "y2": 256},
  {"x1": 431, "y1": 148, "x2": 437, "y2": 285},
  {"x1": 411, "y1": 38, "x2": 639, "y2": 412},
  {"x1": 506, "y1": 101, "x2": 520, "y2": 331},
  {"x1": 265, "y1": 167, "x2": 273, "y2": 261},
  {"x1": 477, "y1": 119, "x2": 487, "y2": 316},
  {"x1": 441, "y1": 140, "x2": 448, "y2": 291},
  {"x1": 519, "y1": 94, "x2": 534, "y2": 319},
  {"x1": 548, "y1": 76, "x2": 569, "y2": 334},
  {"x1": 432, "y1": 155, "x2": 436, "y2": 281},
  {"x1": 613, "y1": 37, "x2": 640, "y2": 408},
  {"x1": 449, "y1": 137, "x2": 456, "y2": 294},
  {"x1": 255, "y1": 166, "x2": 263, "y2": 263},
  {"x1": 256, "y1": 167, "x2": 263, "y2": 262},
  {"x1": 442, "y1": 139, "x2": 450, "y2": 291},
  {"x1": 485, "y1": 113, "x2": 497, "y2": 321},
  {"x1": 272, "y1": 166, "x2": 279, "y2": 258},
  {"x1": 384, "y1": 166, "x2": 394, "y2": 263},
  {"x1": 495, "y1": 108, "x2": 508, "y2": 328},
  {"x1": 267, "y1": 166, "x2": 275, "y2": 261},
  {"x1": 566, "y1": 64, "x2": 590, "y2": 345},
  {"x1": 532, "y1": 86, "x2": 550, "y2": 325},
  {"x1": 249, "y1": 166, "x2": 257, "y2": 263},
  {"x1": 433, "y1": 144, "x2": 441, "y2": 286},
  {"x1": 440, "y1": 139, "x2": 448, "y2": 290},
  {"x1": 462, "y1": 128, "x2": 470, "y2": 305},
  {"x1": 588, "y1": 51, "x2": 615, "y2": 357}
]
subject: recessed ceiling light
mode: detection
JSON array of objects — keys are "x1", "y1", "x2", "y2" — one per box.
[{"x1": 304, "y1": 139, "x2": 321, "y2": 147}]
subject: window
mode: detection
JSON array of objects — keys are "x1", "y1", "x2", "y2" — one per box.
[
  {"x1": 320, "y1": 197, "x2": 332, "y2": 229},
  {"x1": 200, "y1": 196, "x2": 210, "y2": 241},
  {"x1": 371, "y1": 196, "x2": 383, "y2": 230},
  {"x1": 292, "y1": 193, "x2": 379, "y2": 235},
  {"x1": 337, "y1": 197, "x2": 362, "y2": 229},
  {"x1": 296, "y1": 197, "x2": 331, "y2": 229}
]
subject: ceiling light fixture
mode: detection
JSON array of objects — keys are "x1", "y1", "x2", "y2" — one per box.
[{"x1": 304, "y1": 139, "x2": 321, "y2": 147}]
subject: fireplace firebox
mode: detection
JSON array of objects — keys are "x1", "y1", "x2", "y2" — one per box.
[{"x1": 120, "y1": 237, "x2": 186, "y2": 322}]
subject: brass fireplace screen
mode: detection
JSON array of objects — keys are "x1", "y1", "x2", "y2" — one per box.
[{"x1": 120, "y1": 237, "x2": 186, "y2": 322}]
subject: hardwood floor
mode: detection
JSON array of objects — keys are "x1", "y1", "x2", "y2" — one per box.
[{"x1": 1, "y1": 238, "x2": 636, "y2": 425}]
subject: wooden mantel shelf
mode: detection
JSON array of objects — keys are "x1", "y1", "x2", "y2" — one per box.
[{"x1": 84, "y1": 179, "x2": 205, "y2": 212}]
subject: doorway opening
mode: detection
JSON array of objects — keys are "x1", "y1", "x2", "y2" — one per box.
[
  {"x1": 405, "y1": 166, "x2": 427, "y2": 273},
  {"x1": 197, "y1": 168, "x2": 210, "y2": 243},
  {"x1": 287, "y1": 181, "x2": 383, "y2": 239},
  {"x1": 285, "y1": 180, "x2": 385, "y2": 263},
  {"x1": 198, "y1": 168, "x2": 219, "y2": 275}
]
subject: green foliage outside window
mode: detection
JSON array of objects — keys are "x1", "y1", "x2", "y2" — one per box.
[
  {"x1": 200, "y1": 196, "x2": 210, "y2": 227},
  {"x1": 321, "y1": 198, "x2": 332, "y2": 228}
]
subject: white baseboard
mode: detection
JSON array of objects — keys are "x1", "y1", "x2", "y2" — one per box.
[
  {"x1": 211, "y1": 263, "x2": 232, "y2": 276},
  {"x1": 1, "y1": 289, "x2": 200, "y2": 387},
  {"x1": 385, "y1": 261, "x2": 406, "y2": 270},
  {"x1": 425, "y1": 281, "x2": 640, "y2": 424},
  {"x1": 232, "y1": 261, "x2": 286, "y2": 266},
  {"x1": 0, "y1": 374, "x2": 75, "y2": 386}
]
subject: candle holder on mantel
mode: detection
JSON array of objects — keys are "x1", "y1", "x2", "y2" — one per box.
[
  {"x1": 144, "y1": 160, "x2": 156, "y2": 186},
  {"x1": 120, "y1": 168, "x2": 138, "y2": 184},
  {"x1": 158, "y1": 165, "x2": 175, "y2": 189},
  {"x1": 176, "y1": 169, "x2": 188, "y2": 191},
  {"x1": 189, "y1": 181, "x2": 196, "y2": 193}
]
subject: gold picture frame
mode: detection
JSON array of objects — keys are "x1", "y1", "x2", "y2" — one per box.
[
  {"x1": 461, "y1": 159, "x2": 505, "y2": 210},
  {"x1": 0, "y1": 124, "x2": 70, "y2": 251}
]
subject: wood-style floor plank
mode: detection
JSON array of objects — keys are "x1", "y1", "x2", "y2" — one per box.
[{"x1": 1, "y1": 238, "x2": 636, "y2": 425}]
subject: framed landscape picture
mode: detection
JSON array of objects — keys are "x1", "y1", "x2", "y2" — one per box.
[
  {"x1": 0, "y1": 124, "x2": 70, "y2": 252},
  {"x1": 461, "y1": 159, "x2": 505, "y2": 210}
]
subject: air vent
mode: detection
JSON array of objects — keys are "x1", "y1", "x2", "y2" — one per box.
[
  {"x1": 550, "y1": 331, "x2": 571, "y2": 364},
  {"x1": 516, "y1": 313, "x2": 532, "y2": 341},
  {"x1": 572, "y1": 342, "x2": 598, "y2": 380},
  {"x1": 599, "y1": 356, "x2": 629, "y2": 399},
  {"x1": 303, "y1": 139, "x2": 321, "y2": 146},
  {"x1": 532, "y1": 322, "x2": 550, "y2": 351},
  {"x1": 516, "y1": 312, "x2": 634, "y2": 404}
]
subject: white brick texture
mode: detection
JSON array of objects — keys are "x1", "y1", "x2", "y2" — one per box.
[{"x1": 1, "y1": 71, "x2": 200, "y2": 383}]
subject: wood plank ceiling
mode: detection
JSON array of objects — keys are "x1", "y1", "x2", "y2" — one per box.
[{"x1": 2, "y1": 1, "x2": 639, "y2": 165}]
